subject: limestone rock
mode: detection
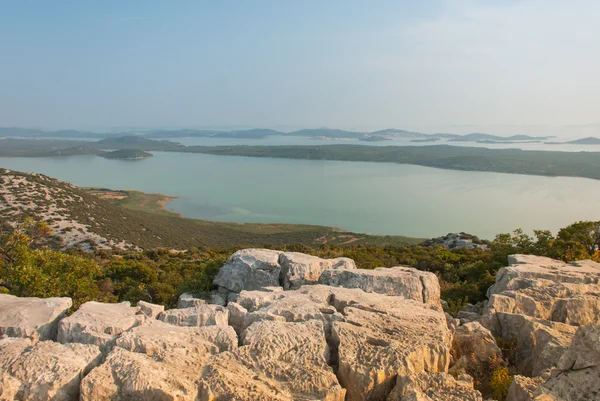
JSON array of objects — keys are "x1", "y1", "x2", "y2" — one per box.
[
  {"x1": 332, "y1": 298, "x2": 451, "y2": 400},
  {"x1": 177, "y1": 293, "x2": 207, "y2": 308},
  {"x1": 319, "y1": 266, "x2": 441, "y2": 306},
  {"x1": 157, "y1": 304, "x2": 228, "y2": 327},
  {"x1": 507, "y1": 375, "x2": 545, "y2": 401},
  {"x1": 481, "y1": 255, "x2": 600, "y2": 377},
  {"x1": 213, "y1": 248, "x2": 282, "y2": 293},
  {"x1": 542, "y1": 324, "x2": 600, "y2": 401},
  {"x1": 57, "y1": 301, "x2": 145, "y2": 352},
  {"x1": 136, "y1": 300, "x2": 164, "y2": 318},
  {"x1": 197, "y1": 320, "x2": 345, "y2": 401},
  {"x1": 279, "y1": 251, "x2": 355, "y2": 290},
  {"x1": 388, "y1": 372, "x2": 483, "y2": 401},
  {"x1": 452, "y1": 322, "x2": 503, "y2": 368},
  {"x1": 0, "y1": 338, "x2": 101, "y2": 401},
  {"x1": 0, "y1": 294, "x2": 72, "y2": 342},
  {"x1": 81, "y1": 320, "x2": 237, "y2": 401}
]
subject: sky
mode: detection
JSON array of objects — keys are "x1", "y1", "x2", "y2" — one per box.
[{"x1": 1, "y1": 0, "x2": 599, "y2": 137}]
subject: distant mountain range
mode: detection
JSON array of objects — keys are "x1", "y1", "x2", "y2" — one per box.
[{"x1": 0, "y1": 126, "x2": 561, "y2": 142}]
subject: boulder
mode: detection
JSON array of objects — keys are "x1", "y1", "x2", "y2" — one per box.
[
  {"x1": 57, "y1": 301, "x2": 145, "y2": 352},
  {"x1": 507, "y1": 375, "x2": 545, "y2": 401},
  {"x1": 136, "y1": 300, "x2": 164, "y2": 318},
  {"x1": 197, "y1": 320, "x2": 345, "y2": 401},
  {"x1": 177, "y1": 293, "x2": 207, "y2": 309},
  {"x1": 387, "y1": 372, "x2": 483, "y2": 401},
  {"x1": 157, "y1": 304, "x2": 228, "y2": 327},
  {"x1": 213, "y1": 248, "x2": 282, "y2": 293},
  {"x1": 541, "y1": 324, "x2": 600, "y2": 401},
  {"x1": 452, "y1": 322, "x2": 503, "y2": 369},
  {"x1": 481, "y1": 255, "x2": 600, "y2": 377},
  {"x1": 319, "y1": 266, "x2": 441, "y2": 306},
  {"x1": 332, "y1": 296, "x2": 451, "y2": 400},
  {"x1": 279, "y1": 251, "x2": 355, "y2": 289},
  {"x1": 0, "y1": 294, "x2": 72, "y2": 342},
  {"x1": 80, "y1": 320, "x2": 237, "y2": 401},
  {"x1": 0, "y1": 338, "x2": 101, "y2": 401}
]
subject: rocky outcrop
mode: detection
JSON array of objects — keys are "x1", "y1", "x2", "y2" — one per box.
[
  {"x1": 387, "y1": 372, "x2": 483, "y2": 401},
  {"x1": 213, "y1": 249, "x2": 357, "y2": 297},
  {"x1": 177, "y1": 292, "x2": 207, "y2": 308},
  {"x1": 0, "y1": 338, "x2": 101, "y2": 400},
  {"x1": 57, "y1": 301, "x2": 145, "y2": 352},
  {"x1": 197, "y1": 320, "x2": 345, "y2": 401},
  {"x1": 541, "y1": 324, "x2": 600, "y2": 401},
  {"x1": 451, "y1": 322, "x2": 503, "y2": 372},
  {"x1": 213, "y1": 249, "x2": 282, "y2": 294},
  {"x1": 279, "y1": 251, "x2": 355, "y2": 289},
  {"x1": 136, "y1": 300, "x2": 164, "y2": 318},
  {"x1": 507, "y1": 375, "x2": 546, "y2": 401},
  {"x1": 0, "y1": 294, "x2": 71, "y2": 342},
  {"x1": 80, "y1": 320, "x2": 237, "y2": 400},
  {"x1": 157, "y1": 304, "x2": 229, "y2": 327},
  {"x1": 481, "y1": 255, "x2": 600, "y2": 377},
  {"x1": 319, "y1": 266, "x2": 441, "y2": 305},
  {"x1": 0, "y1": 249, "x2": 497, "y2": 401}
]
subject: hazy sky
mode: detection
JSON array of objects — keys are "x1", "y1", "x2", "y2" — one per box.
[{"x1": 1, "y1": 1, "x2": 598, "y2": 136}]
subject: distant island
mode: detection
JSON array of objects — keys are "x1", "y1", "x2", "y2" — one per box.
[
  {"x1": 3, "y1": 136, "x2": 600, "y2": 180},
  {"x1": 101, "y1": 149, "x2": 153, "y2": 160},
  {"x1": 0, "y1": 126, "x2": 553, "y2": 143},
  {"x1": 545, "y1": 137, "x2": 600, "y2": 145},
  {"x1": 359, "y1": 135, "x2": 392, "y2": 142},
  {"x1": 410, "y1": 138, "x2": 440, "y2": 143}
]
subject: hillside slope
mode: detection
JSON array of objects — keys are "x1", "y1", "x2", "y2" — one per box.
[{"x1": 0, "y1": 169, "x2": 421, "y2": 250}]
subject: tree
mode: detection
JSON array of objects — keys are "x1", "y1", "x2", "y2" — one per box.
[{"x1": 557, "y1": 221, "x2": 600, "y2": 258}]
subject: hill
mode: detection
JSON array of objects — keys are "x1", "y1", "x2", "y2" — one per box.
[
  {"x1": 183, "y1": 144, "x2": 600, "y2": 180},
  {"x1": 545, "y1": 137, "x2": 600, "y2": 145},
  {"x1": 101, "y1": 149, "x2": 153, "y2": 159},
  {"x1": 0, "y1": 169, "x2": 422, "y2": 250},
  {"x1": 450, "y1": 133, "x2": 549, "y2": 142}
]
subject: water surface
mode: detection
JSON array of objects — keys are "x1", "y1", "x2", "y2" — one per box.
[{"x1": 2, "y1": 152, "x2": 599, "y2": 239}]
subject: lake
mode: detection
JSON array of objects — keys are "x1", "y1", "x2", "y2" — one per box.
[{"x1": 2, "y1": 152, "x2": 600, "y2": 239}]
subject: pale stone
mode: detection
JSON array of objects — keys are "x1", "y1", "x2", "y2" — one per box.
[
  {"x1": 157, "y1": 304, "x2": 228, "y2": 327},
  {"x1": 507, "y1": 375, "x2": 545, "y2": 401},
  {"x1": 481, "y1": 255, "x2": 600, "y2": 377},
  {"x1": 452, "y1": 322, "x2": 503, "y2": 367},
  {"x1": 0, "y1": 338, "x2": 101, "y2": 401},
  {"x1": 177, "y1": 293, "x2": 207, "y2": 308},
  {"x1": 213, "y1": 248, "x2": 282, "y2": 293},
  {"x1": 197, "y1": 320, "x2": 345, "y2": 401},
  {"x1": 388, "y1": 372, "x2": 483, "y2": 401},
  {"x1": 136, "y1": 300, "x2": 164, "y2": 318},
  {"x1": 80, "y1": 320, "x2": 237, "y2": 401},
  {"x1": 57, "y1": 301, "x2": 145, "y2": 352},
  {"x1": 542, "y1": 324, "x2": 600, "y2": 401},
  {"x1": 0, "y1": 294, "x2": 72, "y2": 342},
  {"x1": 279, "y1": 251, "x2": 355, "y2": 289},
  {"x1": 319, "y1": 266, "x2": 441, "y2": 306}
]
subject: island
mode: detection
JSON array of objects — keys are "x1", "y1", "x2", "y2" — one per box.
[
  {"x1": 546, "y1": 137, "x2": 600, "y2": 145},
  {"x1": 410, "y1": 138, "x2": 440, "y2": 143},
  {"x1": 359, "y1": 135, "x2": 392, "y2": 142},
  {"x1": 101, "y1": 149, "x2": 153, "y2": 160}
]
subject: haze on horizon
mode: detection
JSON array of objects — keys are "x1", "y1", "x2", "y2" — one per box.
[{"x1": 1, "y1": 1, "x2": 598, "y2": 138}]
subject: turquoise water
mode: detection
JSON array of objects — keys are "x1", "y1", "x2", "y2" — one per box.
[{"x1": 2, "y1": 152, "x2": 600, "y2": 239}]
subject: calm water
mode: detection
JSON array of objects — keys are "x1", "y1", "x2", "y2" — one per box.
[{"x1": 2, "y1": 152, "x2": 600, "y2": 239}]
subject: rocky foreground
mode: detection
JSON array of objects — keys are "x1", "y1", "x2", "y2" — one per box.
[{"x1": 0, "y1": 250, "x2": 599, "y2": 401}]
